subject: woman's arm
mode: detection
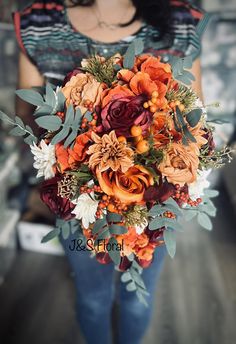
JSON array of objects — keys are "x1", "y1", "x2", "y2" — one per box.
[
  {"x1": 188, "y1": 58, "x2": 203, "y2": 101},
  {"x1": 16, "y1": 52, "x2": 45, "y2": 130}
]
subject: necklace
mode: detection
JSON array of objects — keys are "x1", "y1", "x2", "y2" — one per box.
[{"x1": 92, "y1": 4, "x2": 132, "y2": 31}]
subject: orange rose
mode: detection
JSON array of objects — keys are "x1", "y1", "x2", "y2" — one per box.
[
  {"x1": 55, "y1": 132, "x2": 91, "y2": 172},
  {"x1": 101, "y1": 84, "x2": 134, "y2": 107},
  {"x1": 129, "y1": 72, "x2": 158, "y2": 96},
  {"x1": 96, "y1": 165, "x2": 154, "y2": 204},
  {"x1": 158, "y1": 142, "x2": 200, "y2": 186},
  {"x1": 62, "y1": 73, "x2": 104, "y2": 113}
]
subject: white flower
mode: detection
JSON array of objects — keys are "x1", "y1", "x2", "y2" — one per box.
[
  {"x1": 134, "y1": 219, "x2": 148, "y2": 235},
  {"x1": 30, "y1": 140, "x2": 56, "y2": 180},
  {"x1": 189, "y1": 169, "x2": 211, "y2": 200},
  {"x1": 72, "y1": 193, "x2": 99, "y2": 229}
]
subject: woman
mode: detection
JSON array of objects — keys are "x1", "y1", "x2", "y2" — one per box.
[{"x1": 14, "y1": 1, "x2": 209, "y2": 343}]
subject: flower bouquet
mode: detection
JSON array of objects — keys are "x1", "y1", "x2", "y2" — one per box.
[{"x1": 0, "y1": 39, "x2": 232, "y2": 305}]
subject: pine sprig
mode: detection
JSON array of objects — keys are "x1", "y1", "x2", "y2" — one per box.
[
  {"x1": 0, "y1": 111, "x2": 37, "y2": 145},
  {"x1": 82, "y1": 56, "x2": 116, "y2": 86},
  {"x1": 166, "y1": 84, "x2": 198, "y2": 112}
]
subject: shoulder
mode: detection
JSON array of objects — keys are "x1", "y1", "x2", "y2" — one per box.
[
  {"x1": 13, "y1": 0, "x2": 66, "y2": 63},
  {"x1": 170, "y1": 0, "x2": 209, "y2": 34}
]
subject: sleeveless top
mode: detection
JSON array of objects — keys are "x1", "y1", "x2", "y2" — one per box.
[{"x1": 13, "y1": 0, "x2": 210, "y2": 85}]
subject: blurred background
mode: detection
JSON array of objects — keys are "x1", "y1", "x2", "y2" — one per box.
[{"x1": 0, "y1": 0, "x2": 236, "y2": 343}]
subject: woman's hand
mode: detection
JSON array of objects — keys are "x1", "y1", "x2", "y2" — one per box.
[{"x1": 189, "y1": 58, "x2": 203, "y2": 101}]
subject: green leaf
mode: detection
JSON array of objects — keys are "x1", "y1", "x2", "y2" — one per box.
[
  {"x1": 164, "y1": 229, "x2": 176, "y2": 258},
  {"x1": 183, "y1": 126, "x2": 197, "y2": 143},
  {"x1": 92, "y1": 217, "x2": 107, "y2": 234},
  {"x1": 24, "y1": 134, "x2": 37, "y2": 145},
  {"x1": 15, "y1": 116, "x2": 25, "y2": 127},
  {"x1": 126, "y1": 281, "x2": 136, "y2": 292},
  {"x1": 136, "y1": 290, "x2": 149, "y2": 307},
  {"x1": 84, "y1": 111, "x2": 93, "y2": 122},
  {"x1": 35, "y1": 115, "x2": 62, "y2": 131},
  {"x1": 148, "y1": 204, "x2": 163, "y2": 217},
  {"x1": 16, "y1": 89, "x2": 44, "y2": 106},
  {"x1": 184, "y1": 209, "x2": 197, "y2": 221},
  {"x1": 50, "y1": 126, "x2": 70, "y2": 145},
  {"x1": 164, "y1": 218, "x2": 182, "y2": 232},
  {"x1": 149, "y1": 217, "x2": 164, "y2": 230},
  {"x1": 41, "y1": 227, "x2": 60, "y2": 243},
  {"x1": 107, "y1": 212, "x2": 122, "y2": 223},
  {"x1": 204, "y1": 189, "x2": 219, "y2": 198},
  {"x1": 107, "y1": 237, "x2": 121, "y2": 265},
  {"x1": 56, "y1": 91, "x2": 66, "y2": 112},
  {"x1": 34, "y1": 104, "x2": 53, "y2": 116},
  {"x1": 45, "y1": 83, "x2": 56, "y2": 108},
  {"x1": 134, "y1": 38, "x2": 144, "y2": 55},
  {"x1": 62, "y1": 222, "x2": 70, "y2": 240},
  {"x1": 176, "y1": 106, "x2": 186, "y2": 126},
  {"x1": 186, "y1": 109, "x2": 202, "y2": 128},
  {"x1": 64, "y1": 105, "x2": 75, "y2": 126},
  {"x1": 9, "y1": 127, "x2": 26, "y2": 136},
  {"x1": 64, "y1": 129, "x2": 78, "y2": 148},
  {"x1": 121, "y1": 271, "x2": 132, "y2": 283},
  {"x1": 197, "y1": 213, "x2": 213, "y2": 231},
  {"x1": 109, "y1": 224, "x2": 128, "y2": 235},
  {"x1": 123, "y1": 42, "x2": 136, "y2": 69},
  {"x1": 0, "y1": 110, "x2": 12, "y2": 123}
]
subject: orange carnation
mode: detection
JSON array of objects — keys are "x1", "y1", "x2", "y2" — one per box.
[
  {"x1": 158, "y1": 142, "x2": 200, "y2": 186},
  {"x1": 96, "y1": 165, "x2": 154, "y2": 204}
]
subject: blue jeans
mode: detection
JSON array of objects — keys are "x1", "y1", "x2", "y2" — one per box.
[{"x1": 60, "y1": 233, "x2": 166, "y2": 344}]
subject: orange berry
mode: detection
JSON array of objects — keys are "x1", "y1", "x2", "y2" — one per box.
[
  {"x1": 117, "y1": 136, "x2": 127, "y2": 144},
  {"x1": 136, "y1": 139, "x2": 150, "y2": 154},
  {"x1": 152, "y1": 91, "x2": 159, "y2": 98},
  {"x1": 178, "y1": 104, "x2": 185, "y2": 112},
  {"x1": 134, "y1": 134, "x2": 143, "y2": 144},
  {"x1": 107, "y1": 203, "x2": 116, "y2": 212},
  {"x1": 175, "y1": 100, "x2": 181, "y2": 106},
  {"x1": 143, "y1": 102, "x2": 149, "y2": 109},
  {"x1": 169, "y1": 101, "x2": 175, "y2": 108},
  {"x1": 102, "y1": 195, "x2": 108, "y2": 201},
  {"x1": 150, "y1": 105, "x2": 157, "y2": 113},
  {"x1": 151, "y1": 97, "x2": 157, "y2": 104},
  {"x1": 130, "y1": 125, "x2": 142, "y2": 137}
]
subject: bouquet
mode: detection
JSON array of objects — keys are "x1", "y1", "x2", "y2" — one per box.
[{"x1": 0, "y1": 39, "x2": 232, "y2": 305}]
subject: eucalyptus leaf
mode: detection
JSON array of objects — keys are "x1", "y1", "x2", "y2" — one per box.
[
  {"x1": 9, "y1": 127, "x2": 26, "y2": 136},
  {"x1": 62, "y1": 222, "x2": 70, "y2": 240},
  {"x1": 164, "y1": 229, "x2": 176, "y2": 258},
  {"x1": 109, "y1": 224, "x2": 127, "y2": 235},
  {"x1": 186, "y1": 109, "x2": 202, "y2": 127},
  {"x1": 107, "y1": 212, "x2": 122, "y2": 223},
  {"x1": 92, "y1": 217, "x2": 107, "y2": 234},
  {"x1": 64, "y1": 129, "x2": 78, "y2": 148},
  {"x1": 184, "y1": 209, "x2": 197, "y2": 221},
  {"x1": 50, "y1": 126, "x2": 70, "y2": 145},
  {"x1": 16, "y1": 89, "x2": 44, "y2": 106},
  {"x1": 41, "y1": 227, "x2": 60, "y2": 243},
  {"x1": 126, "y1": 281, "x2": 136, "y2": 292},
  {"x1": 84, "y1": 111, "x2": 93, "y2": 122},
  {"x1": 149, "y1": 217, "x2": 164, "y2": 230},
  {"x1": 108, "y1": 237, "x2": 121, "y2": 265},
  {"x1": 121, "y1": 271, "x2": 132, "y2": 283},
  {"x1": 45, "y1": 83, "x2": 56, "y2": 108},
  {"x1": 24, "y1": 135, "x2": 37, "y2": 145},
  {"x1": 35, "y1": 115, "x2": 62, "y2": 131},
  {"x1": 197, "y1": 213, "x2": 213, "y2": 231},
  {"x1": 204, "y1": 189, "x2": 219, "y2": 198},
  {"x1": 123, "y1": 42, "x2": 135, "y2": 69},
  {"x1": 34, "y1": 104, "x2": 53, "y2": 116}
]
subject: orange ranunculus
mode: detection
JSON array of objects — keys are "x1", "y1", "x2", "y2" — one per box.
[
  {"x1": 140, "y1": 56, "x2": 172, "y2": 86},
  {"x1": 158, "y1": 142, "x2": 200, "y2": 186},
  {"x1": 68, "y1": 132, "x2": 91, "y2": 166},
  {"x1": 135, "y1": 243, "x2": 156, "y2": 261},
  {"x1": 55, "y1": 132, "x2": 91, "y2": 173},
  {"x1": 96, "y1": 165, "x2": 154, "y2": 204},
  {"x1": 151, "y1": 111, "x2": 181, "y2": 148},
  {"x1": 129, "y1": 72, "x2": 158, "y2": 96},
  {"x1": 62, "y1": 73, "x2": 104, "y2": 113},
  {"x1": 133, "y1": 54, "x2": 152, "y2": 73},
  {"x1": 101, "y1": 84, "x2": 134, "y2": 107},
  {"x1": 55, "y1": 143, "x2": 70, "y2": 173},
  {"x1": 117, "y1": 69, "x2": 135, "y2": 83}
]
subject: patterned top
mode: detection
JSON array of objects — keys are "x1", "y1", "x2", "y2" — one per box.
[{"x1": 13, "y1": 0, "x2": 210, "y2": 85}]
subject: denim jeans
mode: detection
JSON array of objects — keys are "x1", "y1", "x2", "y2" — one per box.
[{"x1": 60, "y1": 233, "x2": 167, "y2": 344}]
